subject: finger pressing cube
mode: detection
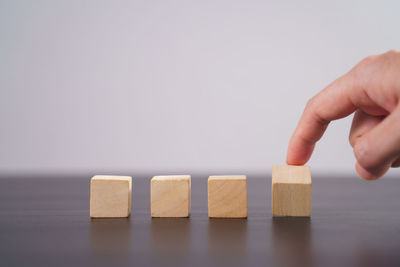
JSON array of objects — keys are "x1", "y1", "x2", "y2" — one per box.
[
  {"x1": 90, "y1": 175, "x2": 132, "y2": 218},
  {"x1": 208, "y1": 175, "x2": 248, "y2": 218},
  {"x1": 272, "y1": 165, "x2": 312, "y2": 217},
  {"x1": 151, "y1": 175, "x2": 191, "y2": 218}
]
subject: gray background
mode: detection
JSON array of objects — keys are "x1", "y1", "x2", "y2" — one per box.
[{"x1": 1, "y1": 0, "x2": 400, "y2": 176}]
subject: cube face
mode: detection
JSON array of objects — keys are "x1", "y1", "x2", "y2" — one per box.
[
  {"x1": 272, "y1": 165, "x2": 311, "y2": 217},
  {"x1": 208, "y1": 175, "x2": 248, "y2": 218},
  {"x1": 272, "y1": 183, "x2": 311, "y2": 216},
  {"x1": 151, "y1": 175, "x2": 191, "y2": 218},
  {"x1": 90, "y1": 175, "x2": 132, "y2": 218}
]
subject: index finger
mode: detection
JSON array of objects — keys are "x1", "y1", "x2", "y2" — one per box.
[{"x1": 286, "y1": 73, "x2": 357, "y2": 165}]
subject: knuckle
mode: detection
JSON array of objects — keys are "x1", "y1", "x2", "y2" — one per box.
[
  {"x1": 355, "y1": 55, "x2": 378, "y2": 75},
  {"x1": 305, "y1": 96, "x2": 329, "y2": 126},
  {"x1": 352, "y1": 56, "x2": 376, "y2": 81},
  {"x1": 382, "y1": 49, "x2": 400, "y2": 67},
  {"x1": 305, "y1": 97, "x2": 317, "y2": 110},
  {"x1": 352, "y1": 54, "x2": 387, "y2": 88},
  {"x1": 349, "y1": 134, "x2": 356, "y2": 148},
  {"x1": 360, "y1": 55, "x2": 376, "y2": 66},
  {"x1": 385, "y1": 49, "x2": 400, "y2": 56}
]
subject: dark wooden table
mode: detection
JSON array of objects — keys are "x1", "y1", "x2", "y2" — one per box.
[{"x1": 0, "y1": 173, "x2": 399, "y2": 267}]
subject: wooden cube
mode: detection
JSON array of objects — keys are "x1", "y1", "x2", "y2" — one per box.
[
  {"x1": 272, "y1": 165, "x2": 312, "y2": 217},
  {"x1": 151, "y1": 175, "x2": 191, "y2": 218},
  {"x1": 208, "y1": 175, "x2": 248, "y2": 218},
  {"x1": 90, "y1": 175, "x2": 132, "y2": 218}
]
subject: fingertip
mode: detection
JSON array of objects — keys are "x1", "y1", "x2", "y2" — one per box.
[
  {"x1": 286, "y1": 141, "x2": 313, "y2": 166},
  {"x1": 286, "y1": 146, "x2": 303, "y2": 165},
  {"x1": 355, "y1": 162, "x2": 388, "y2": 181},
  {"x1": 286, "y1": 152, "x2": 309, "y2": 166},
  {"x1": 286, "y1": 155, "x2": 307, "y2": 166},
  {"x1": 355, "y1": 163, "x2": 375, "y2": 180}
]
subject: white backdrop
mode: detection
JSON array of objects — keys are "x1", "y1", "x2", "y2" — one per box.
[{"x1": 1, "y1": 0, "x2": 400, "y2": 175}]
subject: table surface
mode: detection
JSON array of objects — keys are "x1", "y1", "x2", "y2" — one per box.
[{"x1": 0, "y1": 174, "x2": 400, "y2": 267}]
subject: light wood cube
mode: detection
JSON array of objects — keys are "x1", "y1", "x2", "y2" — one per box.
[
  {"x1": 208, "y1": 175, "x2": 248, "y2": 218},
  {"x1": 272, "y1": 165, "x2": 312, "y2": 217},
  {"x1": 90, "y1": 175, "x2": 132, "y2": 218},
  {"x1": 151, "y1": 175, "x2": 191, "y2": 218}
]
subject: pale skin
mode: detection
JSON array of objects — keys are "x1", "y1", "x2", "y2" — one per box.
[{"x1": 287, "y1": 50, "x2": 400, "y2": 180}]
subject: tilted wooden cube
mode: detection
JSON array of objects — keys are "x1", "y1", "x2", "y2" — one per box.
[
  {"x1": 151, "y1": 175, "x2": 191, "y2": 218},
  {"x1": 90, "y1": 175, "x2": 132, "y2": 218},
  {"x1": 208, "y1": 175, "x2": 248, "y2": 218},
  {"x1": 272, "y1": 165, "x2": 312, "y2": 217}
]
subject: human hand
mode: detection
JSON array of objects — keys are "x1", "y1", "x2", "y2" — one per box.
[{"x1": 286, "y1": 50, "x2": 400, "y2": 180}]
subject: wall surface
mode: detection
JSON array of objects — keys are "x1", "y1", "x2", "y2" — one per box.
[{"x1": 1, "y1": 0, "x2": 400, "y2": 175}]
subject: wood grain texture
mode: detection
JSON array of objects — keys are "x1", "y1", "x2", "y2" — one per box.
[
  {"x1": 90, "y1": 175, "x2": 132, "y2": 218},
  {"x1": 272, "y1": 165, "x2": 311, "y2": 217},
  {"x1": 208, "y1": 175, "x2": 248, "y2": 218},
  {"x1": 151, "y1": 175, "x2": 191, "y2": 218}
]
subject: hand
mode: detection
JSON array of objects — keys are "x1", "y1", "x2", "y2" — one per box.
[{"x1": 286, "y1": 50, "x2": 400, "y2": 180}]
